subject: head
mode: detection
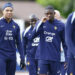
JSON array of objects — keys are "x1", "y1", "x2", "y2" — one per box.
[
  {"x1": 54, "y1": 10, "x2": 61, "y2": 20},
  {"x1": 2, "y1": 3, "x2": 13, "y2": 19},
  {"x1": 29, "y1": 14, "x2": 38, "y2": 27},
  {"x1": 44, "y1": 5, "x2": 55, "y2": 22}
]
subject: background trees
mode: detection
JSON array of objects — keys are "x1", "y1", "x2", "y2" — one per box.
[{"x1": 36, "y1": 0, "x2": 74, "y2": 18}]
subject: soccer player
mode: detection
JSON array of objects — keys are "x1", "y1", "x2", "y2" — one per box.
[
  {"x1": 22, "y1": 14, "x2": 39, "y2": 75},
  {"x1": 54, "y1": 10, "x2": 61, "y2": 20},
  {"x1": 0, "y1": 3, "x2": 25, "y2": 75},
  {"x1": 27, "y1": 6, "x2": 67, "y2": 75},
  {"x1": 55, "y1": 10, "x2": 67, "y2": 75},
  {"x1": 65, "y1": 12, "x2": 75, "y2": 75}
]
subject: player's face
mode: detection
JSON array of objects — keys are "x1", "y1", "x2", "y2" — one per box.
[
  {"x1": 3, "y1": 7, "x2": 13, "y2": 19},
  {"x1": 30, "y1": 19, "x2": 37, "y2": 27},
  {"x1": 54, "y1": 12, "x2": 61, "y2": 20},
  {"x1": 45, "y1": 9, "x2": 55, "y2": 21}
]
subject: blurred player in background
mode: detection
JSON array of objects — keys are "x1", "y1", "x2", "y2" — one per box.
[
  {"x1": 26, "y1": 6, "x2": 67, "y2": 75},
  {"x1": 54, "y1": 10, "x2": 61, "y2": 20},
  {"x1": 22, "y1": 14, "x2": 39, "y2": 75},
  {"x1": 0, "y1": 3, "x2": 25, "y2": 75},
  {"x1": 55, "y1": 10, "x2": 67, "y2": 75},
  {"x1": 65, "y1": 12, "x2": 75, "y2": 75}
]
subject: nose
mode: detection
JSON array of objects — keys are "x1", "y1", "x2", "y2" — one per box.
[
  {"x1": 48, "y1": 14, "x2": 51, "y2": 17},
  {"x1": 8, "y1": 11, "x2": 11, "y2": 13},
  {"x1": 8, "y1": 10, "x2": 12, "y2": 13}
]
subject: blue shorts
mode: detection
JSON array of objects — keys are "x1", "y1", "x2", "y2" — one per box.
[
  {"x1": 26, "y1": 57, "x2": 38, "y2": 75},
  {"x1": 38, "y1": 60, "x2": 60, "y2": 75},
  {"x1": 0, "y1": 57, "x2": 16, "y2": 75}
]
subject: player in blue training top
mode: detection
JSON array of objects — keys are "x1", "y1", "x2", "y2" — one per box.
[
  {"x1": 65, "y1": 12, "x2": 75, "y2": 75},
  {"x1": 55, "y1": 10, "x2": 67, "y2": 75},
  {"x1": 0, "y1": 3, "x2": 25, "y2": 75},
  {"x1": 27, "y1": 6, "x2": 67, "y2": 75},
  {"x1": 22, "y1": 14, "x2": 39, "y2": 75}
]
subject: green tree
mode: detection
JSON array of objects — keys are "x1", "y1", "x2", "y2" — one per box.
[{"x1": 36, "y1": 0, "x2": 74, "y2": 18}]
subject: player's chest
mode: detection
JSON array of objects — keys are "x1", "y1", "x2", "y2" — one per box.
[
  {"x1": 43, "y1": 24, "x2": 58, "y2": 35},
  {"x1": 0, "y1": 23, "x2": 16, "y2": 35}
]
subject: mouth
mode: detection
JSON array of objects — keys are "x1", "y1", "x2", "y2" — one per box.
[{"x1": 7, "y1": 14, "x2": 12, "y2": 17}]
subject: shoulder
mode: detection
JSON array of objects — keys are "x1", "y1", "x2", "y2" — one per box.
[
  {"x1": 55, "y1": 19, "x2": 65, "y2": 29},
  {"x1": 71, "y1": 12, "x2": 75, "y2": 24},
  {"x1": 67, "y1": 12, "x2": 73, "y2": 23},
  {"x1": 0, "y1": 17, "x2": 4, "y2": 23},
  {"x1": 0, "y1": 17, "x2": 3, "y2": 20},
  {"x1": 12, "y1": 19, "x2": 20, "y2": 29},
  {"x1": 66, "y1": 12, "x2": 75, "y2": 27},
  {"x1": 23, "y1": 25, "x2": 31, "y2": 37}
]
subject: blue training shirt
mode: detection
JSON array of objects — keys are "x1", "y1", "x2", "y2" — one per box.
[
  {"x1": 65, "y1": 12, "x2": 75, "y2": 57},
  {"x1": 27, "y1": 19, "x2": 67, "y2": 61},
  {"x1": 0, "y1": 17, "x2": 24, "y2": 60},
  {"x1": 22, "y1": 25, "x2": 40, "y2": 58}
]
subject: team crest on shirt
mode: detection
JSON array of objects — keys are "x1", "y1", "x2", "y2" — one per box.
[
  {"x1": 28, "y1": 33, "x2": 31, "y2": 36},
  {"x1": 27, "y1": 61, "x2": 30, "y2": 66},
  {"x1": 54, "y1": 26, "x2": 57, "y2": 30},
  {"x1": 13, "y1": 25, "x2": 16, "y2": 29},
  {"x1": 38, "y1": 68, "x2": 40, "y2": 71},
  {"x1": 70, "y1": 73, "x2": 73, "y2": 75}
]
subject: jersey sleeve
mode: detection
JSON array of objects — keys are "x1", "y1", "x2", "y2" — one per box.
[
  {"x1": 16, "y1": 26, "x2": 24, "y2": 60},
  {"x1": 65, "y1": 13, "x2": 75, "y2": 51},
  {"x1": 22, "y1": 31, "x2": 28, "y2": 56},
  {"x1": 27, "y1": 21, "x2": 43, "y2": 40},
  {"x1": 60, "y1": 23, "x2": 67, "y2": 59}
]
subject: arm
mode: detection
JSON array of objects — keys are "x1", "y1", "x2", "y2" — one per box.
[
  {"x1": 60, "y1": 24, "x2": 67, "y2": 60},
  {"x1": 65, "y1": 13, "x2": 75, "y2": 51},
  {"x1": 27, "y1": 20, "x2": 43, "y2": 40},
  {"x1": 16, "y1": 26, "x2": 24, "y2": 60},
  {"x1": 22, "y1": 31, "x2": 28, "y2": 56}
]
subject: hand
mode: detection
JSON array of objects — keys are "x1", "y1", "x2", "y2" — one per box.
[
  {"x1": 20, "y1": 60, "x2": 26, "y2": 70},
  {"x1": 64, "y1": 62, "x2": 67, "y2": 69},
  {"x1": 41, "y1": 17, "x2": 47, "y2": 23}
]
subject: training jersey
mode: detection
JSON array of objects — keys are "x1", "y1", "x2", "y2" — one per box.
[
  {"x1": 27, "y1": 19, "x2": 67, "y2": 61},
  {"x1": 0, "y1": 17, "x2": 24, "y2": 60},
  {"x1": 22, "y1": 25, "x2": 40, "y2": 58}
]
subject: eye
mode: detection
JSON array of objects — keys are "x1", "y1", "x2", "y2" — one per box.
[
  {"x1": 10, "y1": 9, "x2": 13, "y2": 12},
  {"x1": 45, "y1": 13, "x2": 49, "y2": 15},
  {"x1": 6, "y1": 10, "x2": 9, "y2": 12},
  {"x1": 6, "y1": 10, "x2": 13, "y2": 12}
]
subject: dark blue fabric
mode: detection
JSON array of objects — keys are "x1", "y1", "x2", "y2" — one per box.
[
  {"x1": 26, "y1": 57, "x2": 38, "y2": 75},
  {"x1": 67, "y1": 57, "x2": 75, "y2": 75},
  {"x1": 60, "y1": 62, "x2": 67, "y2": 75},
  {"x1": 0, "y1": 57, "x2": 16, "y2": 75},
  {"x1": 65, "y1": 12, "x2": 75, "y2": 57},
  {"x1": 28, "y1": 19, "x2": 67, "y2": 61},
  {"x1": 0, "y1": 17, "x2": 24, "y2": 60},
  {"x1": 38, "y1": 60, "x2": 60, "y2": 75},
  {"x1": 22, "y1": 26, "x2": 39, "y2": 58}
]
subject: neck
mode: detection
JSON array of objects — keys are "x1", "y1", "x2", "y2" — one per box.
[
  {"x1": 4, "y1": 16, "x2": 11, "y2": 23},
  {"x1": 49, "y1": 18, "x2": 54, "y2": 23}
]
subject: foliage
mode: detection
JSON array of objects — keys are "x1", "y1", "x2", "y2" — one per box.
[{"x1": 36, "y1": 0, "x2": 74, "y2": 18}]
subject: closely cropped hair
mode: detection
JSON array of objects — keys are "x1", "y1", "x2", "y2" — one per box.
[{"x1": 45, "y1": 5, "x2": 54, "y2": 11}]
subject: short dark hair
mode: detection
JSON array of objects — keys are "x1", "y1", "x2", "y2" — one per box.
[{"x1": 45, "y1": 5, "x2": 54, "y2": 11}]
